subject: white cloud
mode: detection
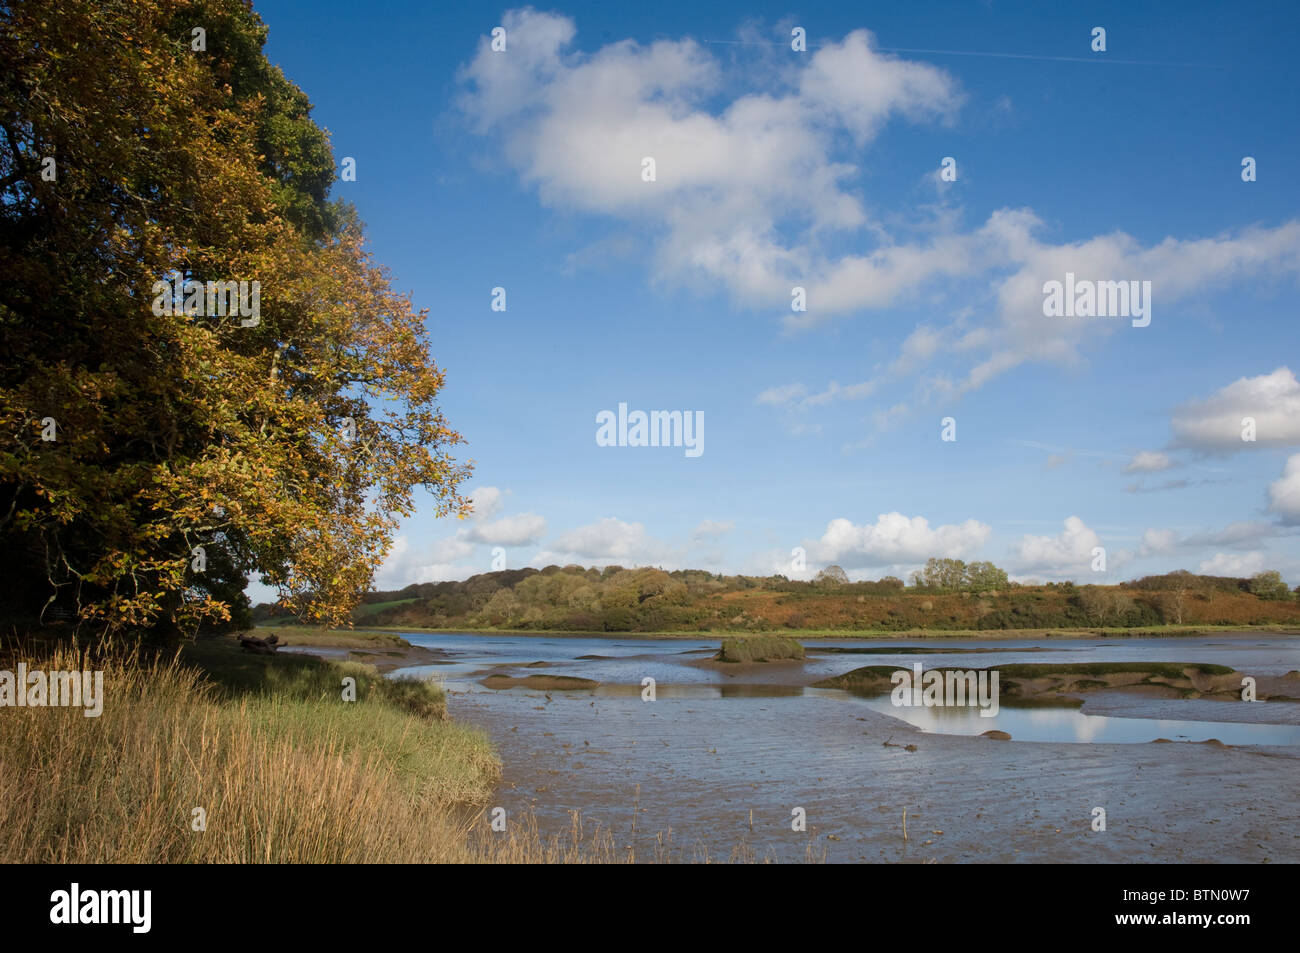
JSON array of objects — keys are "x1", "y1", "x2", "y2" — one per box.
[
  {"x1": 375, "y1": 487, "x2": 546, "y2": 584},
  {"x1": 463, "y1": 512, "x2": 547, "y2": 546},
  {"x1": 1171, "y1": 367, "x2": 1300, "y2": 453},
  {"x1": 1010, "y1": 516, "x2": 1105, "y2": 578},
  {"x1": 461, "y1": 12, "x2": 1300, "y2": 434},
  {"x1": 541, "y1": 517, "x2": 669, "y2": 566},
  {"x1": 1268, "y1": 454, "x2": 1300, "y2": 525},
  {"x1": 461, "y1": 12, "x2": 963, "y2": 315},
  {"x1": 1198, "y1": 551, "x2": 1269, "y2": 577},
  {"x1": 1124, "y1": 451, "x2": 1174, "y2": 473},
  {"x1": 809, "y1": 512, "x2": 990, "y2": 568},
  {"x1": 375, "y1": 535, "x2": 481, "y2": 588},
  {"x1": 1138, "y1": 528, "x2": 1179, "y2": 556},
  {"x1": 466, "y1": 486, "x2": 506, "y2": 520}
]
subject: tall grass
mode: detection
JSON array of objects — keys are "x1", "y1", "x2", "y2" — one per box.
[{"x1": 0, "y1": 644, "x2": 501, "y2": 862}]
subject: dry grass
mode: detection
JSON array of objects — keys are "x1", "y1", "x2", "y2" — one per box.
[
  {"x1": 0, "y1": 644, "x2": 502, "y2": 862},
  {"x1": 253, "y1": 625, "x2": 413, "y2": 650}
]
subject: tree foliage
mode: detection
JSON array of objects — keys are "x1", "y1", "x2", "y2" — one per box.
[
  {"x1": 814, "y1": 564, "x2": 849, "y2": 586},
  {"x1": 913, "y1": 558, "x2": 1009, "y2": 592},
  {"x1": 0, "y1": 0, "x2": 470, "y2": 634},
  {"x1": 1249, "y1": 571, "x2": 1294, "y2": 601}
]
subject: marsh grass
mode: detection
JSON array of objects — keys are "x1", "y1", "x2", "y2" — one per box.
[
  {"x1": 0, "y1": 641, "x2": 500, "y2": 862},
  {"x1": 716, "y1": 635, "x2": 805, "y2": 663}
]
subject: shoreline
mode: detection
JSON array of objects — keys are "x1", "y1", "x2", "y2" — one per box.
[
  {"x1": 261, "y1": 622, "x2": 1300, "y2": 642},
  {"x1": 270, "y1": 627, "x2": 1300, "y2": 709}
]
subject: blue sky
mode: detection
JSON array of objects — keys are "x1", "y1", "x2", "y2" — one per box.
[{"x1": 246, "y1": 0, "x2": 1300, "y2": 601}]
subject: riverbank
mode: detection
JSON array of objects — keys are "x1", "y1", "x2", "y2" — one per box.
[
  {"x1": 290, "y1": 622, "x2": 1300, "y2": 641},
  {"x1": 256, "y1": 624, "x2": 452, "y2": 672},
  {"x1": 0, "y1": 634, "x2": 507, "y2": 862}
]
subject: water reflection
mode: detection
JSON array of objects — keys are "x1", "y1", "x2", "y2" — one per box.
[{"x1": 850, "y1": 693, "x2": 1300, "y2": 745}]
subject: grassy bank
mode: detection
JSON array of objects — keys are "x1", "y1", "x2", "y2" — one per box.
[
  {"x1": 252, "y1": 624, "x2": 414, "y2": 650},
  {"x1": 0, "y1": 636, "x2": 503, "y2": 862}
]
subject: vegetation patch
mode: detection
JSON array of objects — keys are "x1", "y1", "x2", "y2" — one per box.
[
  {"x1": 286, "y1": 565, "x2": 1300, "y2": 636},
  {"x1": 0, "y1": 640, "x2": 499, "y2": 863},
  {"x1": 815, "y1": 661, "x2": 1243, "y2": 702},
  {"x1": 255, "y1": 626, "x2": 413, "y2": 651},
  {"x1": 716, "y1": 636, "x2": 805, "y2": 663}
]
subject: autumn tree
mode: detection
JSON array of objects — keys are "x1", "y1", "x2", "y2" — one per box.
[
  {"x1": 0, "y1": 0, "x2": 470, "y2": 635},
  {"x1": 814, "y1": 564, "x2": 849, "y2": 586},
  {"x1": 918, "y1": 557, "x2": 966, "y2": 590},
  {"x1": 963, "y1": 561, "x2": 1008, "y2": 592},
  {"x1": 1249, "y1": 571, "x2": 1293, "y2": 601}
]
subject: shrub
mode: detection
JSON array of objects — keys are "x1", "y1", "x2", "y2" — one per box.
[{"x1": 717, "y1": 636, "x2": 805, "y2": 663}]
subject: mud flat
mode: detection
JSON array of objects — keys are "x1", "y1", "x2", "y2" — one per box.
[
  {"x1": 445, "y1": 676, "x2": 1300, "y2": 863},
  {"x1": 480, "y1": 673, "x2": 600, "y2": 691},
  {"x1": 382, "y1": 631, "x2": 1300, "y2": 862},
  {"x1": 813, "y1": 662, "x2": 1260, "y2": 704}
]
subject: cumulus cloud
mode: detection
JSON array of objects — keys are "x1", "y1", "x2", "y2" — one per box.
[
  {"x1": 1009, "y1": 516, "x2": 1106, "y2": 578},
  {"x1": 463, "y1": 513, "x2": 547, "y2": 546},
  {"x1": 1171, "y1": 367, "x2": 1300, "y2": 453},
  {"x1": 460, "y1": 12, "x2": 964, "y2": 316},
  {"x1": 466, "y1": 485, "x2": 506, "y2": 521},
  {"x1": 808, "y1": 512, "x2": 990, "y2": 568},
  {"x1": 533, "y1": 517, "x2": 674, "y2": 567},
  {"x1": 462, "y1": 12, "x2": 1300, "y2": 433},
  {"x1": 1138, "y1": 528, "x2": 1179, "y2": 556},
  {"x1": 375, "y1": 487, "x2": 547, "y2": 584},
  {"x1": 375, "y1": 535, "x2": 481, "y2": 588},
  {"x1": 459, "y1": 487, "x2": 547, "y2": 545},
  {"x1": 1269, "y1": 454, "x2": 1300, "y2": 525}
]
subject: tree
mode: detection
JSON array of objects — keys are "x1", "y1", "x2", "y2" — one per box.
[
  {"x1": 919, "y1": 558, "x2": 967, "y2": 590},
  {"x1": 1249, "y1": 571, "x2": 1293, "y2": 601},
  {"x1": 1165, "y1": 570, "x2": 1193, "y2": 623},
  {"x1": 1076, "y1": 585, "x2": 1134, "y2": 626},
  {"x1": 963, "y1": 561, "x2": 1009, "y2": 592},
  {"x1": 0, "y1": 0, "x2": 470, "y2": 635},
  {"x1": 814, "y1": 565, "x2": 849, "y2": 586}
]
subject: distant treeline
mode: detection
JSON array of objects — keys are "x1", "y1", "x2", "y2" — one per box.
[{"x1": 252, "y1": 561, "x2": 1300, "y2": 633}]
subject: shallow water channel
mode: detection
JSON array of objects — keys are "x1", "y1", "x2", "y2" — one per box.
[{"x1": 385, "y1": 633, "x2": 1300, "y2": 862}]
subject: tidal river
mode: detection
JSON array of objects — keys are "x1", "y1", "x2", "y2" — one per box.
[{"x1": 387, "y1": 632, "x2": 1300, "y2": 863}]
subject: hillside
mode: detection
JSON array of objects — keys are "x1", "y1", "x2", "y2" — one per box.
[{"x1": 252, "y1": 564, "x2": 1300, "y2": 634}]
